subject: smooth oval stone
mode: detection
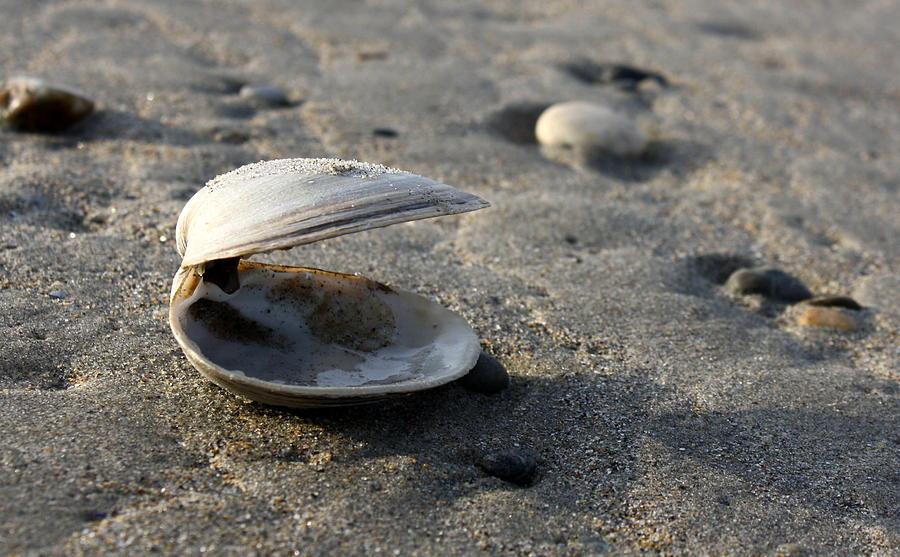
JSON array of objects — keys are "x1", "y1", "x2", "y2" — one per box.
[
  {"x1": 535, "y1": 101, "x2": 647, "y2": 157},
  {"x1": 0, "y1": 76, "x2": 94, "y2": 132},
  {"x1": 803, "y1": 295, "x2": 862, "y2": 310},
  {"x1": 479, "y1": 448, "x2": 538, "y2": 486},
  {"x1": 796, "y1": 306, "x2": 857, "y2": 331},
  {"x1": 725, "y1": 267, "x2": 813, "y2": 303},
  {"x1": 238, "y1": 84, "x2": 289, "y2": 106},
  {"x1": 457, "y1": 352, "x2": 509, "y2": 394}
]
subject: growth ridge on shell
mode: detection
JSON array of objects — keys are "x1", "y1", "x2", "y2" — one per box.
[{"x1": 206, "y1": 158, "x2": 405, "y2": 191}]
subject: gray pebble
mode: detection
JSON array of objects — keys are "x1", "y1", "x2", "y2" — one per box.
[
  {"x1": 238, "y1": 84, "x2": 289, "y2": 106},
  {"x1": 48, "y1": 290, "x2": 67, "y2": 299},
  {"x1": 457, "y1": 352, "x2": 509, "y2": 394},
  {"x1": 0, "y1": 76, "x2": 94, "y2": 132},
  {"x1": 725, "y1": 267, "x2": 812, "y2": 303},
  {"x1": 479, "y1": 448, "x2": 538, "y2": 486}
]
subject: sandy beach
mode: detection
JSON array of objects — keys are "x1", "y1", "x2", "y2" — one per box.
[{"x1": 1, "y1": 0, "x2": 898, "y2": 555}]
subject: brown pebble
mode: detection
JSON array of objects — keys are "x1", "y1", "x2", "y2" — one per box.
[
  {"x1": 802, "y1": 295, "x2": 862, "y2": 310},
  {"x1": 796, "y1": 306, "x2": 857, "y2": 331},
  {"x1": 0, "y1": 76, "x2": 94, "y2": 132}
]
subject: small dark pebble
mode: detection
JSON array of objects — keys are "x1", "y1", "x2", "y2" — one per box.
[
  {"x1": 562, "y1": 60, "x2": 668, "y2": 89},
  {"x1": 479, "y1": 448, "x2": 538, "y2": 486},
  {"x1": 457, "y1": 352, "x2": 509, "y2": 394},
  {"x1": 725, "y1": 267, "x2": 813, "y2": 303},
  {"x1": 1, "y1": 76, "x2": 94, "y2": 132},
  {"x1": 372, "y1": 127, "x2": 398, "y2": 138},
  {"x1": 78, "y1": 510, "x2": 109, "y2": 522},
  {"x1": 564, "y1": 234, "x2": 578, "y2": 244},
  {"x1": 803, "y1": 295, "x2": 862, "y2": 310}
]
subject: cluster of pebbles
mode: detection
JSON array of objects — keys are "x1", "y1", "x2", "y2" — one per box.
[
  {"x1": 0, "y1": 75, "x2": 295, "y2": 132},
  {"x1": 495, "y1": 64, "x2": 872, "y2": 339},
  {"x1": 725, "y1": 266, "x2": 864, "y2": 331}
]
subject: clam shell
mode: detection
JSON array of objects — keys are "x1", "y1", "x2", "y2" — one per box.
[{"x1": 169, "y1": 158, "x2": 489, "y2": 408}]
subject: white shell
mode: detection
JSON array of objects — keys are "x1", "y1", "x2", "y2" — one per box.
[{"x1": 169, "y1": 158, "x2": 489, "y2": 407}]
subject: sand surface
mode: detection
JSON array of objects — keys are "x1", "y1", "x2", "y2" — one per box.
[{"x1": 1, "y1": 0, "x2": 898, "y2": 555}]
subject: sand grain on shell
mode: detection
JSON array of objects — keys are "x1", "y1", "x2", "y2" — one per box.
[{"x1": 206, "y1": 158, "x2": 404, "y2": 190}]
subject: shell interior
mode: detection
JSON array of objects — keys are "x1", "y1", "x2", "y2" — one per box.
[{"x1": 173, "y1": 263, "x2": 479, "y2": 399}]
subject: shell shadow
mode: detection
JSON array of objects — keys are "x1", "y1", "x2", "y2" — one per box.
[
  {"x1": 249, "y1": 371, "x2": 664, "y2": 550},
  {"x1": 249, "y1": 362, "x2": 899, "y2": 541},
  {"x1": 649, "y1": 404, "x2": 899, "y2": 521}
]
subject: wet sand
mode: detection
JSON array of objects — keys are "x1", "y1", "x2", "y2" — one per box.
[{"x1": 1, "y1": 1, "x2": 897, "y2": 555}]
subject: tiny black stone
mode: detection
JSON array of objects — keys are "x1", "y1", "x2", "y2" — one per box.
[
  {"x1": 725, "y1": 267, "x2": 812, "y2": 303},
  {"x1": 564, "y1": 234, "x2": 578, "y2": 245},
  {"x1": 79, "y1": 510, "x2": 109, "y2": 522},
  {"x1": 372, "y1": 127, "x2": 399, "y2": 138},
  {"x1": 457, "y1": 352, "x2": 510, "y2": 394},
  {"x1": 479, "y1": 448, "x2": 538, "y2": 486}
]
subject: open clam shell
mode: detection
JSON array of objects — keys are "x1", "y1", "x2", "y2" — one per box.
[{"x1": 169, "y1": 158, "x2": 490, "y2": 407}]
